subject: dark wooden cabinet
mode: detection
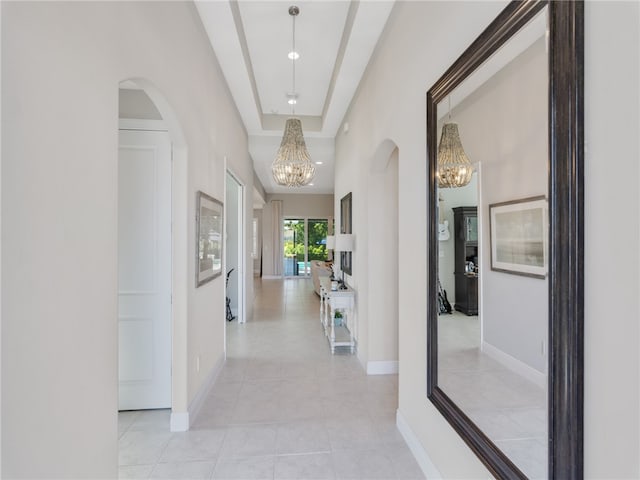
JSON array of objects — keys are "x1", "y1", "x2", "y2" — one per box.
[{"x1": 453, "y1": 207, "x2": 478, "y2": 316}]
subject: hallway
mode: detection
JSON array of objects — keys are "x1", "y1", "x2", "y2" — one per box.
[{"x1": 119, "y1": 278, "x2": 424, "y2": 479}]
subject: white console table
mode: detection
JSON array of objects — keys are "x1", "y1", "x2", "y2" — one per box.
[{"x1": 319, "y1": 277, "x2": 356, "y2": 354}]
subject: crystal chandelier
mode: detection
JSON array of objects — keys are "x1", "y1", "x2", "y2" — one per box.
[
  {"x1": 271, "y1": 5, "x2": 315, "y2": 187},
  {"x1": 436, "y1": 122, "x2": 473, "y2": 188}
]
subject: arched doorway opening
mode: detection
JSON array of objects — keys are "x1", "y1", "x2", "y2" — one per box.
[
  {"x1": 117, "y1": 78, "x2": 189, "y2": 432},
  {"x1": 365, "y1": 139, "x2": 400, "y2": 375}
]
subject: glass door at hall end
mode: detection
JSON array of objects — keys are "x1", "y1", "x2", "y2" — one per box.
[{"x1": 283, "y1": 218, "x2": 328, "y2": 277}]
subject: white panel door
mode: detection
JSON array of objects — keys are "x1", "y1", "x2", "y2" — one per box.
[{"x1": 118, "y1": 130, "x2": 172, "y2": 410}]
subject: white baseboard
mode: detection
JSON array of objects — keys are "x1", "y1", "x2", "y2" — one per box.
[
  {"x1": 356, "y1": 351, "x2": 368, "y2": 372},
  {"x1": 170, "y1": 353, "x2": 225, "y2": 432},
  {"x1": 169, "y1": 412, "x2": 189, "y2": 432},
  {"x1": 261, "y1": 275, "x2": 282, "y2": 279},
  {"x1": 482, "y1": 341, "x2": 547, "y2": 389},
  {"x1": 396, "y1": 410, "x2": 443, "y2": 480},
  {"x1": 366, "y1": 360, "x2": 399, "y2": 375}
]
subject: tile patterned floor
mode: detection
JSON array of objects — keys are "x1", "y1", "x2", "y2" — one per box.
[
  {"x1": 438, "y1": 311, "x2": 547, "y2": 479},
  {"x1": 119, "y1": 278, "x2": 425, "y2": 480}
]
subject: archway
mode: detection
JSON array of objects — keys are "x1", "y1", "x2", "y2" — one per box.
[
  {"x1": 365, "y1": 139, "x2": 400, "y2": 374},
  {"x1": 117, "y1": 78, "x2": 189, "y2": 432}
]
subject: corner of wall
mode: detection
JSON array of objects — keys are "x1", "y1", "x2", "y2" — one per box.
[{"x1": 396, "y1": 410, "x2": 443, "y2": 480}]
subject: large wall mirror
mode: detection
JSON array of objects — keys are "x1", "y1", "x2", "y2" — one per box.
[{"x1": 426, "y1": 2, "x2": 583, "y2": 479}]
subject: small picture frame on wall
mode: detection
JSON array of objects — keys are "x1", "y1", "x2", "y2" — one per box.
[
  {"x1": 489, "y1": 195, "x2": 547, "y2": 279},
  {"x1": 340, "y1": 192, "x2": 352, "y2": 275},
  {"x1": 196, "y1": 191, "x2": 223, "y2": 287}
]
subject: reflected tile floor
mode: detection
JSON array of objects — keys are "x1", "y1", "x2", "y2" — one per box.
[
  {"x1": 119, "y1": 278, "x2": 425, "y2": 480},
  {"x1": 438, "y1": 311, "x2": 547, "y2": 479}
]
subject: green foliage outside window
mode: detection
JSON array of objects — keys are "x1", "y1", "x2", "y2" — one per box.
[{"x1": 283, "y1": 219, "x2": 328, "y2": 262}]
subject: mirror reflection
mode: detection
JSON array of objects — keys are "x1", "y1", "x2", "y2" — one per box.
[{"x1": 435, "y1": 8, "x2": 548, "y2": 479}]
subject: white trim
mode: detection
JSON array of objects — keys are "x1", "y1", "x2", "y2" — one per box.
[
  {"x1": 396, "y1": 410, "x2": 443, "y2": 480},
  {"x1": 262, "y1": 275, "x2": 282, "y2": 280},
  {"x1": 366, "y1": 360, "x2": 399, "y2": 375},
  {"x1": 170, "y1": 348, "x2": 225, "y2": 433},
  {"x1": 482, "y1": 341, "x2": 547, "y2": 389},
  {"x1": 169, "y1": 412, "x2": 189, "y2": 432},
  {"x1": 184, "y1": 353, "x2": 226, "y2": 431},
  {"x1": 118, "y1": 118, "x2": 167, "y2": 131}
]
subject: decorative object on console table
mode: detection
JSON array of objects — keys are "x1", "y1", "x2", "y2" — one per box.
[
  {"x1": 310, "y1": 260, "x2": 332, "y2": 296},
  {"x1": 196, "y1": 191, "x2": 223, "y2": 287},
  {"x1": 453, "y1": 206, "x2": 477, "y2": 315},
  {"x1": 335, "y1": 233, "x2": 354, "y2": 289}
]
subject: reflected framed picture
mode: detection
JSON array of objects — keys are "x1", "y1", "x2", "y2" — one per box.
[
  {"x1": 340, "y1": 192, "x2": 352, "y2": 275},
  {"x1": 196, "y1": 191, "x2": 223, "y2": 287},
  {"x1": 489, "y1": 196, "x2": 547, "y2": 279}
]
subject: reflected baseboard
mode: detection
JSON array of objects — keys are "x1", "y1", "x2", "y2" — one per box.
[
  {"x1": 482, "y1": 341, "x2": 547, "y2": 389},
  {"x1": 366, "y1": 360, "x2": 399, "y2": 375}
]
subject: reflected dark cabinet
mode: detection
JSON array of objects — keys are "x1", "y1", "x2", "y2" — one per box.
[{"x1": 453, "y1": 206, "x2": 478, "y2": 316}]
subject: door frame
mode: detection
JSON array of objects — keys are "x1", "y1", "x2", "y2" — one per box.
[
  {"x1": 225, "y1": 166, "x2": 246, "y2": 325},
  {"x1": 118, "y1": 78, "x2": 190, "y2": 433}
]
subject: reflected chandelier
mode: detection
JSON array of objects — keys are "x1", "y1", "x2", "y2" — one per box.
[
  {"x1": 436, "y1": 98, "x2": 473, "y2": 188},
  {"x1": 271, "y1": 5, "x2": 315, "y2": 187}
]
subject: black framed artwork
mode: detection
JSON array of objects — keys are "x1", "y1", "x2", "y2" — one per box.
[{"x1": 340, "y1": 192, "x2": 352, "y2": 275}]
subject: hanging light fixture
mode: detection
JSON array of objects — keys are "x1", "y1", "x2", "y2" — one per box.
[
  {"x1": 436, "y1": 97, "x2": 473, "y2": 188},
  {"x1": 271, "y1": 5, "x2": 316, "y2": 188}
]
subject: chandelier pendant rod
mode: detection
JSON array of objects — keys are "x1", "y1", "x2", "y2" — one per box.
[{"x1": 291, "y1": 7, "x2": 296, "y2": 115}]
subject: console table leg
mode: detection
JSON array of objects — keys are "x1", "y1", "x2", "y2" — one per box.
[{"x1": 330, "y1": 306, "x2": 336, "y2": 354}]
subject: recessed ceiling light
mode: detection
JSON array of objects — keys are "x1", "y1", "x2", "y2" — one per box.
[
  {"x1": 315, "y1": 161, "x2": 323, "y2": 165},
  {"x1": 286, "y1": 92, "x2": 298, "y2": 105},
  {"x1": 288, "y1": 51, "x2": 300, "y2": 60},
  {"x1": 309, "y1": 183, "x2": 314, "y2": 186}
]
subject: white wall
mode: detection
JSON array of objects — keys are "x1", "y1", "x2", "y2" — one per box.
[
  {"x1": 335, "y1": 0, "x2": 640, "y2": 477},
  {"x1": 261, "y1": 193, "x2": 334, "y2": 276},
  {"x1": 2, "y1": 2, "x2": 253, "y2": 477},
  {"x1": 365, "y1": 147, "x2": 399, "y2": 368}
]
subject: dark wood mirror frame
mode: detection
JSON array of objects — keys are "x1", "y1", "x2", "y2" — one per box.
[{"x1": 426, "y1": 1, "x2": 583, "y2": 479}]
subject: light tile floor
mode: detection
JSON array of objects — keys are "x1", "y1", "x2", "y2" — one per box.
[
  {"x1": 438, "y1": 311, "x2": 547, "y2": 479},
  {"x1": 119, "y1": 278, "x2": 425, "y2": 480}
]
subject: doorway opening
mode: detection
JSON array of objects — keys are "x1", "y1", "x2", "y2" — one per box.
[
  {"x1": 117, "y1": 79, "x2": 189, "y2": 433},
  {"x1": 283, "y1": 218, "x2": 328, "y2": 277},
  {"x1": 225, "y1": 170, "x2": 246, "y2": 324}
]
